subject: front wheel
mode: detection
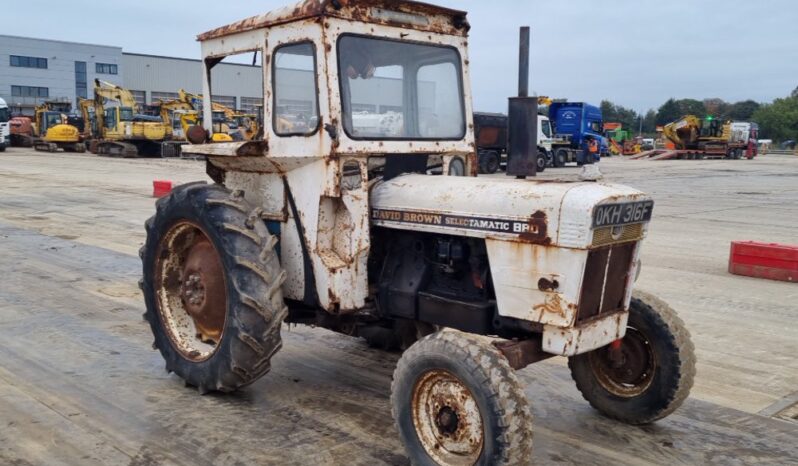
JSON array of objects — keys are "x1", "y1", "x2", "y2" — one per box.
[
  {"x1": 536, "y1": 150, "x2": 547, "y2": 173},
  {"x1": 391, "y1": 331, "x2": 534, "y2": 465},
  {"x1": 568, "y1": 290, "x2": 695, "y2": 424}
]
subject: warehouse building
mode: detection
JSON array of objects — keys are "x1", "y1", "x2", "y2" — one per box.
[{"x1": 0, "y1": 35, "x2": 263, "y2": 115}]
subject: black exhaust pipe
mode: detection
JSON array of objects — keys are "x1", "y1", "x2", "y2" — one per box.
[{"x1": 506, "y1": 26, "x2": 539, "y2": 178}]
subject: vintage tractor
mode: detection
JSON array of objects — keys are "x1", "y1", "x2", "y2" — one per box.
[{"x1": 139, "y1": 1, "x2": 695, "y2": 464}]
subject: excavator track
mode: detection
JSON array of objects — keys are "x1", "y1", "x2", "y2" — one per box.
[{"x1": 96, "y1": 141, "x2": 140, "y2": 158}]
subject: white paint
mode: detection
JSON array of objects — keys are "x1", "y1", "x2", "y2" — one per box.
[{"x1": 542, "y1": 311, "x2": 629, "y2": 356}]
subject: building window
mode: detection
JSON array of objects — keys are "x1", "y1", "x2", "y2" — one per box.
[
  {"x1": 96, "y1": 63, "x2": 118, "y2": 75},
  {"x1": 75, "y1": 61, "x2": 88, "y2": 100},
  {"x1": 211, "y1": 95, "x2": 236, "y2": 110},
  {"x1": 151, "y1": 91, "x2": 178, "y2": 104},
  {"x1": 10, "y1": 55, "x2": 48, "y2": 69},
  {"x1": 239, "y1": 97, "x2": 263, "y2": 114},
  {"x1": 11, "y1": 85, "x2": 49, "y2": 98},
  {"x1": 130, "y1": 90, "x2": 146, "y2": 107}
]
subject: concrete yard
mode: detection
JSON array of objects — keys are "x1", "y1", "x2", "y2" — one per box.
[{"x1": 0, "y1": 148, "x2": 796, "y2": 465}]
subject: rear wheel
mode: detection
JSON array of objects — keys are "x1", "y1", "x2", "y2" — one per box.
[
  {"x1": 554, "y1": 148, "x2": 568, "y2": 167},
  {"x1": 568, "y1": 290, "x2": 695, "y2": 424},
  {"x1": 392, "y1": 331, "x2": 533, "y2": 465},
  {"x1": 478, "y1": 151, "x2": 500, "y2": 175},
  {"x1": 140, "y1": 183, "x2": 287, "y2": 394}
]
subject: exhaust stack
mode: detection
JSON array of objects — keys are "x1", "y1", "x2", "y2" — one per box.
[{"x1": 506, "y1": 26, "x2": 539, "y2": 178}]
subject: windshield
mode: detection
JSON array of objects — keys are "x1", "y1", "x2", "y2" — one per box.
[
  {"x1": 338, "y1": 35, "x2": 465, "y2": 140},
  {"x1": 0, "y1": 107, "x2": 9, "y2": 123}
]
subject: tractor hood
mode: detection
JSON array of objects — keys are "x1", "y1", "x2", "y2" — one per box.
[{"x1": 370, "y1": 174, "x2": 653, "y2": 249}]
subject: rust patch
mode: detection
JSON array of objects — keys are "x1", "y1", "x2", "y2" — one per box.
[
  {"x1": 519, "y1": 210, "x2": 550, "y2": 244},
  {"x1": 533, "y1": 293, "x2": 567, "y2": 318},
  {"x1": 537, "y1": 277, "x2": 559, "y2": 292},
  {"x1": 493, "y1": 337, "x2": 553, "y2": 370},
  {"x1": 197, "y1": 0, "x2": 469, "y2": 42}
]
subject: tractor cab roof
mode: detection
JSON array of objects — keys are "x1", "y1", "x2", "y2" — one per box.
[{"x1": 197, "y1": 0, "x2": 469, "y2": 42}]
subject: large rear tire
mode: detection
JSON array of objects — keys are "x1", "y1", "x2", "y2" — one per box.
[
  {"x1": 140, "y1": 183, "x2": 287, "y2": 394},
  {"x1": 391, "y1": 331, "x2": 534, "y2": 465},
  {"x1": 568, "y1": 290, "x2": 695, "y2": 424}
]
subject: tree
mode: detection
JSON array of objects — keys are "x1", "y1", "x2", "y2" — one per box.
[
  {"x1": 642, "y1": 109, "x2": 657, "y2": 133},
  {"x1": 656, "y1": 98, "x2": 681, "y2": 125},
  {"x1": 751, "y1": 96, "x2": 798, "y2": 142},
  {"x1": 600, "y1": 100, "x2": 639, "y2": 132},
  {"x1": 708, "y1": 97, "x2": 730, "y2": 120},
  {"x1": 791, "y1": 86, "x2": 798, "y2": 99},
  {"x1": 656, "y1": 98, "x2": 708, "y2": 125},
  {"x1": 726, "y1": 100, "x2": 760, "y2": 121}
]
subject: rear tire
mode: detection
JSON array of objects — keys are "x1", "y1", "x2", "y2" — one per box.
[
  {"x1": 554, "y1": 148, "x2": 568, "y2": 167},
  {"x1": 568, "y1": 290, "x2": 695, "y2": 424},
  {"x1": 391, "y1": 331, "x2": 534, "y2": 465},
  {"x1": 141, "y1": 183, "x2": 287, "y2": 394},
  {"x1": 478, "y1": 151, "x2": 500, "y2": 175}
]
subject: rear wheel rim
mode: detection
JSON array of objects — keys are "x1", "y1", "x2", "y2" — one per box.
[
  {"x1": 155, "y1": 221, "x2": 227, "y2": 362},
  {"x1": 588, "y1": 327, "x2": 656, "y2": 397},
  {"x1": 412, "y1": 369, "x2": 484, "y2": 465}
]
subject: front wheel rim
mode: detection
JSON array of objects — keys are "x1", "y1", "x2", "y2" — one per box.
[
  {"x1": 155, "y1": 221, "x2": 228, "y2": 362},
  {"x1": 411, "y1": 369, "x2": 484, "y2": 465},
  {"x1": 589, "y1": 327, "x2": 656, "y2": 397}
]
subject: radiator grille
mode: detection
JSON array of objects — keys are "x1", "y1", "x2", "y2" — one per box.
[
  {"x1": 577, "y1": 242, "x2": 637, "y2": 322},
  {"x1": 592, "y1": 223, "x2": 644, "y2": 248}
]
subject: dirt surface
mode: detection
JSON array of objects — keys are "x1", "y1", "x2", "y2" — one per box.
[{"x1": 0, "y1": 148, "x2": 796, "y2": 465}]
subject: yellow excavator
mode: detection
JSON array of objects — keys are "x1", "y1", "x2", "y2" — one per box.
[
  {"x1": 663, "y1": 115, "x2": 733, "y2": 150},
  {"x1": 90, "y1": 79, "x2": 172, "y2": 157},
  {"x1": 158, "y1": 99, "x2": 233, "y2": 145},
  {"x1": 178, "y1": 89, "x2": 260, "y2": 141},
  {"x1": 26, "y1": 102, "x2": 86, "y2": 153}
]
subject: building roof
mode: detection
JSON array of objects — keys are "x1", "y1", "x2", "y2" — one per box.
[{"x1": 197, "y1": 0, "x2": 469, "y2": 41}]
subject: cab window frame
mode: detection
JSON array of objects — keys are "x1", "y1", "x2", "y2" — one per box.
[
  {"x1": 336, "y1": 33, "x2": 467, "y2": 142},
  {"x1": 271, "y1": 41, "x2": 321, "y2": 138}
]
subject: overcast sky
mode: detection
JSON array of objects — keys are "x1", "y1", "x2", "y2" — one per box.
[{"x1": 6, "y1": 0, "x2": 797, "y2": 113}]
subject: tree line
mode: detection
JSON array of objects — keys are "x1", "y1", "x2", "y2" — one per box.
[{"x1": 600, "y1": 86, "x2": 798, "y2": 142}]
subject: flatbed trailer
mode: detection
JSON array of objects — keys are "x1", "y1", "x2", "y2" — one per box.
[{"x1": 631, "y1": 144, "x2": 754, "y2": 161}]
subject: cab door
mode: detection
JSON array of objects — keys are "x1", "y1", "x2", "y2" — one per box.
[{"x1": 262, "y1": 21, "x2": 331, "y2": 161}]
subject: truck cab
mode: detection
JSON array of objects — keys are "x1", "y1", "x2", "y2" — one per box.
[
  {"x1": 0, "y1": 97, "x2": 9, "y2": 152},
  {"x1": 549, "y1": 101, "x2": 604, "y2": 166}
]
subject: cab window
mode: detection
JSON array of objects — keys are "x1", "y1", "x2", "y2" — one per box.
[
  {"x1": 273, "y1": 42, "x2": 319, "y2": 136},
  {"x1": 542, "y1": 120, "x2": 552, "y2": 138}
]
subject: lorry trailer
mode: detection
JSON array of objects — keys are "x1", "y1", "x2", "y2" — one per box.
[{"x1": 473, "y1": 112, "x2": 551, "y2": 173}]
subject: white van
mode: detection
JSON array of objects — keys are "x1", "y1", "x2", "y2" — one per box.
[{"x1": 0, "y1": 97, "x2": 9, "y2": 152}]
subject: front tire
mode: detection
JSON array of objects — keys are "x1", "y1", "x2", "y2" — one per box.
[
  {"x1": 391, "y1": 331, "x2": 533, "y2": 465},
  {"x1": 140, "y1": 183, "x2": 287, "y2": 394},
  {"x1": 568, "y1": 290, "x2": 695, "y2": 424},
  {"x1": 536, "y1": 150, "x2": 547, "y2": 173}
]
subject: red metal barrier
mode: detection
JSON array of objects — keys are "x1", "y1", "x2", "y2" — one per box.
[
  {"x1": 729, "y1": 241, "x2": 798, "y2": 282},
  {"x1": 153, "y1": 180, "x2": 174, "y2": 198}
]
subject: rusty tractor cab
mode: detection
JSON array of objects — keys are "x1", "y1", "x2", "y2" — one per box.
[{"x1": 140, "y1": 1, "x2": 695, "y2": 464}]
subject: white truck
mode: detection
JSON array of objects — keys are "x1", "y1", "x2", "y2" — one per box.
[
  {"x1": 0, "y1": 97, "x2": 10, "y2": 152},
  {"x1": 139, "y1": 2, "x2": 695, "y2": 464}
]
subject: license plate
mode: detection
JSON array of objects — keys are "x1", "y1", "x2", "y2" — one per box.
[{"x1": 593, "y1": 201, "x2": 654, "y2": 228}]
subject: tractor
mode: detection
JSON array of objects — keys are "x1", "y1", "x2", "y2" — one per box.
[{"x1": 139, "y1": 1, "x2": 695, "y2": 464}]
